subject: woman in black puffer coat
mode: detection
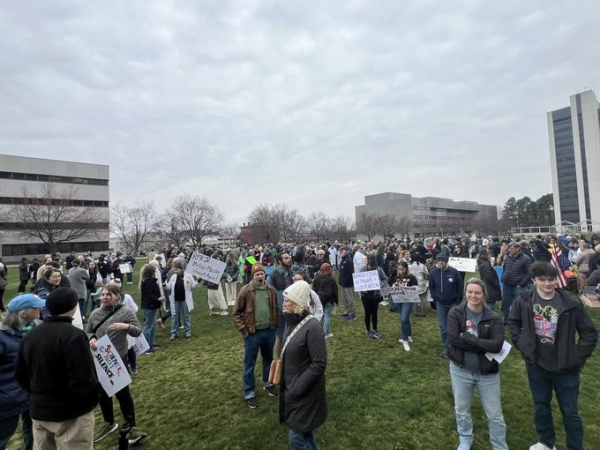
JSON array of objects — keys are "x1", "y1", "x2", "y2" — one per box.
[{"x1": 477, "y1": 249, "x2": 502, "y2": 311}]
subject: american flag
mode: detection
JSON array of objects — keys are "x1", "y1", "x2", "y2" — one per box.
[{"x1": 551, "y1": 244, "x2": 567, "y2": 288}]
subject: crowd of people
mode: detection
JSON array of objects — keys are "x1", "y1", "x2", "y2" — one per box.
[{"x1": 0, "y1": 232, "x2": 599, "y2": 450}]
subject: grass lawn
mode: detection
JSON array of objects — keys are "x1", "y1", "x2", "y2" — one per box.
[{"x1": 4, "y1": 264, "x2": 600, "y2": 450}]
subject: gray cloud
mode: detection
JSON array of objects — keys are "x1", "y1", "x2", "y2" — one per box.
[{"x1": 1, "y1": 0, "x2": 599, "y2": 224}]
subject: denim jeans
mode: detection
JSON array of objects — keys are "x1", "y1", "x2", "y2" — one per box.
[
  {"x1": 171, "y1": 301, "x2": 191, "y2": 337},
  {"x1": 288, "y1": 428, "x2": 317, "y2": 450},
  {"x1": 143, "y1": 308, "x2": 158, "y2": 347},
  {"x1": 436, "y1": 303, "x2": 455, "y2": 348},
  {"x1": 323, "y1": 303, "x2": 333, "y2": 335},
  {"x1": 243, "y1": 328, "x2": 276, "y2": 399},
  {"x1": 450, "y1": 363, "x2": 508, "y2": 450},
  {"x1": 526, "y1": 362, "x2": 583, "y2": 450},
  {"x1": 501, "y1": 285, "x2": 521, "y2": 323},
  {"x1": 399, "y1": 302, "x2": 414, "y2": 340},
  {"x1": 0, "y1": 411, "x2": 33, "y2": 450},
  {"x1": 126, "y1": 272, "x2": 133, "y2": 283}
]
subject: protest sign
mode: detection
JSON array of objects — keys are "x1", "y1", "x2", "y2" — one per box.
[
  {"x1": 448, "y1": 257, "x2": 477, "y2": 273},
  {"x1": 186, "y1": 252, "x2": 226, "y2": 283},
  {"x1": 389, "y1": 286, "x2": 421, "y2": 303},
  {"x1": 352, "y1": 270, "x2": 381, "y2": 292},
  {"x1": 119, "y1": 263, "x2": 132, "y2": 274},
  {"x1": 130, "y1": 333, "x2": 151, "y2": 357},
  {"x1": 92, "y1": 335, "x2": 132, "y2": 397}
]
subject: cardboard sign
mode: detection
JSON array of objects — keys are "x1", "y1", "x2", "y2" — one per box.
[
  {"x1": 448, "y1": 257, "x2": 477, "y2": 273},
  {"x1": 186, "y1": 252, "x2": 226, "y2": 283},
  {"x1": 92, "y1": 335, "x2": 132, "y2": 397},
  {"x1": 353, "y1": 270, "x2": 381, "y2": 292},
  {"x1": 130, "y1": 334, "x2": 151, "y2": 356},
  {"x1": 119, "y1": 263, "x2": 133, "y2": 274},
  {"x1": 389, "y1": 286, "x2": 421, "y2": 303}
]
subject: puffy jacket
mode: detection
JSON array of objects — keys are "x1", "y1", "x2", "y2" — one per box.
[
  {"x1": 477, "y1": 259, "x2": 501, "y2": 302},
  {"x1": 501, "y1": 253, "x2": 532, "y2": 287},
  {"x1": 0, "y1": 325, "x2": 29, "y2": 420},
  {"x1": 447, "y1": 303, "x2": 504, "y2": 375},
  {"x1": 141, "y1": 277, "x2": 162, "y2": 309},
  {"x1": 312, "y1": 273, "x2": 338, "y2": 305},
  {"x1": 338, "y1": 255, "x2": 354, "y2": 288},
  {"x1": 429, "y1": 266, "x2": 464, "y2": 306},
  {"x1": 508, "y1": 289, "x2": 598, "y2": 373}
]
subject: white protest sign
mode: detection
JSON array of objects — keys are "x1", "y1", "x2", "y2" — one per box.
[
  {"x1": 92, "y1": 335, "x2": 132, "y2": 397},
  {"x1": 353, "y1": 270, "x2": 381, "y2": 292},
  {"x1": 119, "y1": 263, "x2": 132, "y2": 274},
  {"x1": 389, "y1": 286, "x2": 421, "y2": 303},
  {"x1": 186, "y1": 252, "x2": 226, "y2": 283},
  {"x1": 130, "y1": 334, "x2": 151, "y2": 357},
  {"x1": 448, "y1": 257, "x2": 477, "y2": 273},
  {"x1": 485, "y1": 340, "x2": 512, "y2": 364}
]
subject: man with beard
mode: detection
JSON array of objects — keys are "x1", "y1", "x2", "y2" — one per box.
[{"x1": 233, "y1": 263, "x2": 279, "y2": 409}]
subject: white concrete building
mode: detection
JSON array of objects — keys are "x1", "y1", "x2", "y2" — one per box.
[
  {"x1": 0, "y1": 154, "x2": 110, "y2": 262},
  {"x1": 548, "y1": 90, "x2": 600, "y2": 231}
]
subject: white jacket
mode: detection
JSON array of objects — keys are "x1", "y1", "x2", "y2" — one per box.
[{"x1": 167, "y1": 272, "x2": 197, "y2": 312}]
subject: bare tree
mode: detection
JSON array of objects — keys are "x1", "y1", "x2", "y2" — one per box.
[
  {"x1": 155, "y1": 213, "x2": 187, "y2": 249},
  {"x1": 332, "y1": 215, "x2": 355, "y2": 242},
  {"x1": 397, "y1": 217, "x2": 413, "y2": 239},
  {"x1": 111, "y1": 200, "x2": 157, "y2": 256},
  {"x1": 167, "y1": 195, "x2": 224, "y2": 248},
  {"x1": 356, "y1": 212, "x2": 376, "y2": 240},
  {"x1": 281, "y1": 208, "x2": 307, "y2": 242},
  {"x1": 9, "y1": 183, "x2": 105, "y2": 253},
  {"x1": 248, "y1": 203, "x2": 285, "y2": 243},
  {"x1": 307, "y1": 212, "x2": 333, "y2": 241},
  {"x1": 221, "y1": 222, "x2": 241, "y2": 246},
  {"x1": 373, "y1": 214, "x2": 399, "y2": 239}
]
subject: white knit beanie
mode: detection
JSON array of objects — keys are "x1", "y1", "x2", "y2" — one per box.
[{"x1": 283, "y1": 280, "x2": 311, "y2": 308}]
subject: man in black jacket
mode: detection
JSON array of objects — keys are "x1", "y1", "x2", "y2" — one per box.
[
  {"x1": 16, "y1": 287, "x2": 99, "y2": 449},
  {"x1": 508, "y1": 262, "x2": 597, "y2": 450},
  {"x1": 501, "y1": 242, "x2": 532, "y2": 323}
]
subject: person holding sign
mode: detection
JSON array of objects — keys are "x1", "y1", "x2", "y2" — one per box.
[
  {"x1": 87, "y1": 285, "x2": 147, "y2": 445},
  {"x1": 360, "y1": 254, "x2": 387, "y2": 339},
  {"x1": 447, "y1": 279, "x2": 508, "y2": 450},
  {"x1": 16, "y1": 288, "x2": 99, "y2": 450},
  {"x1": 388, "y1": 261, "x2": 418, "y2": 352}
]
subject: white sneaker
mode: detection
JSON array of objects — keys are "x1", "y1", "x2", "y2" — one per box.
[
  {"x1": 399, "y1": 339, "x2": 411, "y2": 351},
  {"x1": 408, "y1": 336, "x2": 413, "y2": 343},
  {"x1": 379, "y1": 301, "x2": 388, "y2": 306},
  {"x1": 219, "y1": 311, "x2": 229, "y2": 316},
  {"x1": 325, "y1": 333, "x2": 333, "y2": 339},
  {"x1": 529, "y1": 443, "x2": 556, "y2": 450}
]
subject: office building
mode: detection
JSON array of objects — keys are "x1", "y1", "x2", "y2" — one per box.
[
  {"x1": 0, "y1": 154, "x2": 109, "y2": 261},
  {"x1": 547, "y1": 90, "x2": 600, "y2": 230}
]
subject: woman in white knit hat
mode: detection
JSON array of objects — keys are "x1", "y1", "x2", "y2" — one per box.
[{"x1": 279, "y1": 280, "x2": 327, "y2": 450}]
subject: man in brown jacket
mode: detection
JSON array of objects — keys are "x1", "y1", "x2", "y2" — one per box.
[{"x1": 233, "y1": 263, "x2": 279, "y2": 409}]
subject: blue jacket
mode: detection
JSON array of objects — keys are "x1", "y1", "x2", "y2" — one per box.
[
  {"x1": 338, "y1": 255, "x2": 354, "y2": 288},
  {"x1": 0, "y1": 324, "x2": 30, "y2": 420},
  {"x1": 429, "y1": 266, "x2": 464, "y2": 306}
]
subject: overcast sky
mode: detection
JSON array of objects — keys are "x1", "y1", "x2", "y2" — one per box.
[{"x1": 1, "y1": 1, "x2": 599, "y2": 225}]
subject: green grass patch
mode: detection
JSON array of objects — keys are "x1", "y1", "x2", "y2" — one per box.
[{"x1": 4, "y1": 265, "x2": 600, "y2": 449}]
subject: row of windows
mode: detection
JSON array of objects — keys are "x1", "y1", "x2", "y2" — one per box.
[
  {"x1": 0, "y1": 171, "x2": 109, "y2": 186},
  {"x1": 0, "y1": 222, "x2": 109, "y2": 231},
  {"x1": 555, "y1": 133, "x2": 573, "y2": 140},
  {"x1": 0, "y1": 197, "x2": 109, "y2": 207},
  {"x1": 2, "y1": 241, "x2": 110, "y2": 257},
  {"x1": 556, "y1": 156, "x2": 575, "y2": 163}
]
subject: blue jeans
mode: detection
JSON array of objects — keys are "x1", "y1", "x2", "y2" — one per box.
[
  {"x1": 323, "y1": 303, "x2": 333, "y2": 335},
  {"x1": 501, "y1": 284, "x2": 527, "y2": 323},
  {"x1": 243, "y1": 328, "x2": 276, "y2": 399},
  {"x1": 450, "y1": 363, "x2": 508, "y2": 450},
  {"x1": 288, "y1": 428, "x2": 317, "y2": 450},
  {"x1": 436, "y1": 303, "x2": 455, "y2": 348},
  {"x1": 126, "y1": 272, "x2": 133, "y2": 283},
  {"x1": 399, "y1": 302, "x2": 414, "y2": 341},
  {"x1": 143, "y1": 308, "x2": 158, "y2": 347},
  {"x1": 526, "y1": 362, "x2": 583, "y2": 450},
  {"x1": 171, "y1": 301, "x2": 191, "y2": 337},
  {"x1": 0, "y1": 411, "x2": 32, "y2": 450}
]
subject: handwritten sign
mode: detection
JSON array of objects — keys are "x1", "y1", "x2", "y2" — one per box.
[
  {"x1": 353, "y1": 270, "x2": 381, "y2": 292},
  {"x1": 119, "y1": 263, "x2": 132, "y2": 274},
  {"x1": 448, "y1": 257, "x2": 477, "y2": 273},
  {"x1": 186, "y1": 252, "x2": 226, "y2": 283},
  {"x1": 92, "y1": 335, "x2": 132, "y2": 397},
  {"x1": 389, "y1": 286, "x2": 421, "y2": 303},
  {"x1": 130, "y1": 334, "x2": 150, "y2": 357}
]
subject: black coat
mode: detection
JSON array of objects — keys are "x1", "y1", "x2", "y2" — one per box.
[
  {"x1": 279, "y1": 313, "x2": 327, "y2": 433},
  {"x1": 141, "y1": 277, "x2": 162, "y2": 309},
  {"x1": 477, "y1": 259, "x2": 501, "y2": 302},
  {"x1": 508, "y1": 289, "x2": 598, "y2": 373},
  {"x1": 501, "y1": 253, "x2": 532, "y2": 287},
  {"x1": 447, "y1": 303, "x2": 504, "y2": 375},
  {"x1": 312, "y1": 273, "x2": 338, "y2": 305},
  {"x1": 15, "y1": 316, "x2": 99, "y2": 421}
]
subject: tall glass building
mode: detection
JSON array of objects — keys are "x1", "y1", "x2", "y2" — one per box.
[{"x1": 547, "y1": 90, "x2": 600, "y2": 230}]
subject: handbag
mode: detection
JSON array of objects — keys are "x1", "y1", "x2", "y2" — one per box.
[{"x1": 268, "y1": 315, "x2": 314, "y2": 385}]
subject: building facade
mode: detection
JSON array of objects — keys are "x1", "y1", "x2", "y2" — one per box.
[
  {"x1": 356, "y1": 192, "x2": 498, "y2": 238},
  {"x1": 547, "y1": 90, "x2": 600, "y2": 230},
  {"x1": 0, "y1": 154, "x2": 110, "y2": 262}
]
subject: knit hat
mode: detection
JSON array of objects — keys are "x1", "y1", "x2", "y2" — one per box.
[
  {"x1": 283, "y1": 280, "x2": 310, "y2": 308},
  {"x1": 46, "y1": 287, "x2": 79, "y2": 316},
  {"x1": 435, "y1": 253, "x2": 448, "y2": 260},
  {"x1": 251, "y1": 263, "x2": 265, "y2": 275},
  {"x1": 320, "y1": 263, "x2": 332, "y2": 276},
  {"x1": 7, "y1": 294, "x2": 46, "y2": 312}
]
